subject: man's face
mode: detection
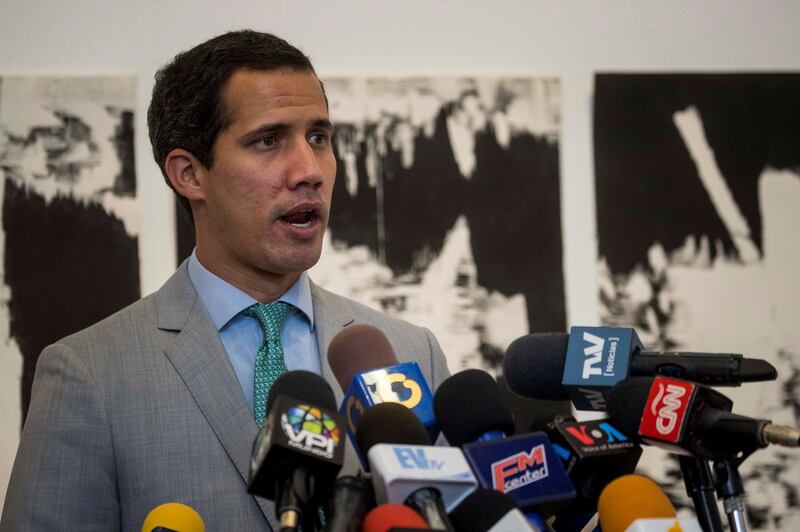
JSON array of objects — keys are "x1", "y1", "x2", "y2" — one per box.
[{"x1": 193, "y1": 68, "x2": 336, "y2": 283}]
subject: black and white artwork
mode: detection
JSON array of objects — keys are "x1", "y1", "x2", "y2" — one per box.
[
  {"x1": 594, "y1": 73, "x2": 800, "y2": 530},
  {"x1": 314, "y1": 77, "x2": 565, "y2": 373},
  {"x1": 0, "y1": 77, "x2": 141, "y2": 495},
  {"x1": 176, "y1": 76, "x2": 566, "y2": 375}
]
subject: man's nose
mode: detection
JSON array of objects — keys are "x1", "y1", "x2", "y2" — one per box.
[{"x1": 285, "y1": 139, "x2": 323, "y2": 190}]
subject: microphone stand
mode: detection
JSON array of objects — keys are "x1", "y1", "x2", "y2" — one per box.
[
  {"x1": 714, "y1": 457, "x2": 751, "y2": 532},
  {"x1": 678, "y1": 456, "x2": 724, "y2": 532}
]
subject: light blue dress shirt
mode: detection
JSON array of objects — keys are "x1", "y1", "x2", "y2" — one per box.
[{"x1": 187, "y1": 250, "x2": 321, "y2": 415}]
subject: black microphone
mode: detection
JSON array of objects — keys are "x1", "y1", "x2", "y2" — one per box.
[
  {"x1": 544, "y1": 415, "x2": 641, "y2": 512},
  {"x1": 249, "y1": 370, "x2": 346, "y2": 532},
  {"x1": 433, "y1": 370, "x2": 574, "y2": 518},
  {"x1": 606, "y1": 376, "x2": 800, "y2": 459},
  {"x1": 355, "y1": 402, "x2": 477, "y2": 532},
  {"x1": 324, "y1": 475, "x2": 375, "y2": 532},
  {"x1": 449, "y1": 488, "x2": 540, "y2": 532},
  {"x1": 503, "y1": 329, "x2": 777, "y2": 411}
]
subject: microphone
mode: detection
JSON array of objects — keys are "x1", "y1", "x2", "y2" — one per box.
[
  {"x1": 449, "y1": 488, "x2": 541, "y2": 532},
  {"x1": 503, "y1": 328, "x2": 777, "y2": 411},
  {"x1": 248, "y1": 370, "x2": 346, "y2": 532},
  {"x1": 362, "y1": 504, "x2": 430, "y2": 532},
  {"x1": 328, "y1": 324, "x2": 438, "y2": 465},
  {"x1": 141, "y1": 502, "x2": 204, "y2": 532},
  {"x1": 323, "y1": 475, "x2": 374, "y2": 532},
  {"x1": 433, "y1": 370, "x2": 574, "y2": 516},
  {"x1": 434, "y1": 369, "x2": 515, "y2": 444},
  {"x1": 356, "y1": 402, "x2": 476, "y2": 531},
  {"x1": 355, "y1": 402, "x2": 433, "y2": 457},
  {"x1": 544, "y1": 415, "x2": 641, "y2": 512},
  {"x1": 598, "y1": 475, "x2": 702, "y2": 532},
  {"x1": 606, "y1": 376, "x2": 800, "y2": 459}
]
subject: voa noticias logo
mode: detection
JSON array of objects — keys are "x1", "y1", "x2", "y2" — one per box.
[
  {"x1": 491, "y1": 444, "x2": 548, "y2": 494},
  {"x1": 581, "y1": 332, "x2": 620, "y2": 379}
]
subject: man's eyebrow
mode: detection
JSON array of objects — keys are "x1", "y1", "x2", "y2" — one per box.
[
  {"x1": 241, "y1": 118, "x2": 334, "y2": 142},
  {"x1": 311, "y1": 118, "x2": 335, "y2": 132}
]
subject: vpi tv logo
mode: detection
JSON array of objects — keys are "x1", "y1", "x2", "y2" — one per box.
[
  {"x1": 394, "y1": 447, "x2": 444, "y2": 470},
  {"x1": 362, "y1": 370, "x2": 423, "y2": 409},
  {"x1": 280, "y1": 405, "x2": 340, "y2": 459},
  {"x1": 491, "y1": 444, "x2": 549, "y2": 494}
]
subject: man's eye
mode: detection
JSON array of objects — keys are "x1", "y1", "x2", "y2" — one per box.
[
  {"x1": 309, "y1": 132, "x2": 329, "y2": 145},
  {"x1": 257, "y1": 136, "x2": 278, "y2": 148}
]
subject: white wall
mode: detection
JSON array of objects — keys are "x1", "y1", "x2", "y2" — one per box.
[{"x1": 1, "y1": 0, "x2": 798, "y2": 510}]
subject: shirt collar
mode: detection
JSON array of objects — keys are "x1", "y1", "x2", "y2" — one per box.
[{"x1": 187, "y1": 250, "x2": 315, "y2": 332}]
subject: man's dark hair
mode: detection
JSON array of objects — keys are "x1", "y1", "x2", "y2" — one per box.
[{"x1": 147, "y1": 30, "x2": 322, "y2": 216}]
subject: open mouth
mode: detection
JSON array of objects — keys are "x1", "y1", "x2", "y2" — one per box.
[{"x1": 280, "y1": 209, "x2": 317, "y2": 229}]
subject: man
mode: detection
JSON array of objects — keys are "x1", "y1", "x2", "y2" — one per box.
[{"x1": 1, "y1": 30, "x2": 449, "y2": 531}]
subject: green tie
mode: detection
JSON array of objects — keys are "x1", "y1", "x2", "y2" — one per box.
[{"x1": 243, "y1": 301, "x2": 291, "y2": 428}]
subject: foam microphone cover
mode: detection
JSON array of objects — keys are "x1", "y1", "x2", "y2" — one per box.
[
  {"x1": 266, "y1": 369, "x2": 337, "y2": 412},
  {"x1": 449, "y1": 488, "x2": 520, "y2": 532},
  {"x1": 355, "y1": 402, "x2": 432, "y2": 459},
  {"x1": 598, "y1": 474, "x2": 676, "y2": 532},
  {"x1": 433, "y1": 369, "x2": 515, "y2": 446},
  {"x1": 604, "y1": 377, "x2": 654, "y2": 438},
  {"x1": 503, "y1": 333, "x2": 571, "y2": 401},
  {"x1": 363, "y1": 503, "x2": 428, "y2": 532},
  {"x1": 328, "y1": 324, "x2": 399, "y2": 390},
  {"x1": 141, "y1": 502, "x2": 205, "y2": 532}
]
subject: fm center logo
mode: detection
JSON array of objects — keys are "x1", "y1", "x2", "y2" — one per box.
[
  {"x1": 581, "y1": 331, "x2": 620, "y2": 380},
  {"x1": 280, "y1": 405, "x2": 341, "y2": 459},
  {"x1": 491, "y1": 444, "x2": 549, "y2": 494}
]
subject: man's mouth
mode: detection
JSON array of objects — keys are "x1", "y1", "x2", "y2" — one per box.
[
  {"x1": 280, "y1": 209, "x2": 316, "y2": 228},
  {"x1": 278, "y1": 202, "x2": 323, "y2": 230}
]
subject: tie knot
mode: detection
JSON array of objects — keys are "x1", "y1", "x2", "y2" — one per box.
[{"x1": 244, "y1": 301, "x2": 292, "y2": 340}]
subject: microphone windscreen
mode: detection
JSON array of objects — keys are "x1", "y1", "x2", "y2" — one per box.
[
  {"x1": 449, "y1": 488, "x2": 518, "y2": 532},
  {"x1": 605, "y1": 377, "x2": 653, "y2": 437},
  {"x1": 433, "y1": 369, "x2": 515, "y2": 446},
  {"x1": 355, "y1": 402, "x2": 431, "y2": 458},
  {"x1": 328, "y1": 324, "x2": 399, "y2": 390},
  {"x1": 266, "y1": 370, "x2": 336, "y2": 412},
  {"x1": 598, "y1": 474, "x2": 676, "y2": 532},
  {"x1": 363, "y1": 503, "x2": 428, "y2": 532},
  {"x1": 503, "y1": 333, "x2": 571, "y2": 401},
  {"x1": 141, "y1": 502, "x2": 205, "y2": 532}
]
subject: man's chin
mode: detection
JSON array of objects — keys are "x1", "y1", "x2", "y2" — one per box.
[{"x1": 266, "y1": 250, "x2": 323, "y2": 277}]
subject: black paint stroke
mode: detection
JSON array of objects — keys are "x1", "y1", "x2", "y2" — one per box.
[{"x1": 3, "y1": 179, "x2": 140, "y2": 425}]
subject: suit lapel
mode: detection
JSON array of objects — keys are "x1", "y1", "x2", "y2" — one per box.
[
  {"x1": 309, "y1": 280, "x2": 354, "y2": 406},
  {"x1": 155, "y1": 263, "x2": 276, "y2": 527}
]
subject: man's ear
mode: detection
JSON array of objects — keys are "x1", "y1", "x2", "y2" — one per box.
[{"x1": 164, "y1": 148, "x2": 207, "y2": 202}]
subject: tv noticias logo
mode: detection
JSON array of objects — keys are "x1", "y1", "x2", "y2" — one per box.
[{"x1": 640, "y1": 377, "x2": 694, "y2": 443}]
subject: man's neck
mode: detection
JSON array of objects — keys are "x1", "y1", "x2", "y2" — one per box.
[{"x1": 195, "y1": 248, "x2": 300, "y2": 304}]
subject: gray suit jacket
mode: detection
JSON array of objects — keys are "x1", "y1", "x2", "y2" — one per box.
[{"x1": 1, "y1": 262, "x2": 449, "y2": 531}]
